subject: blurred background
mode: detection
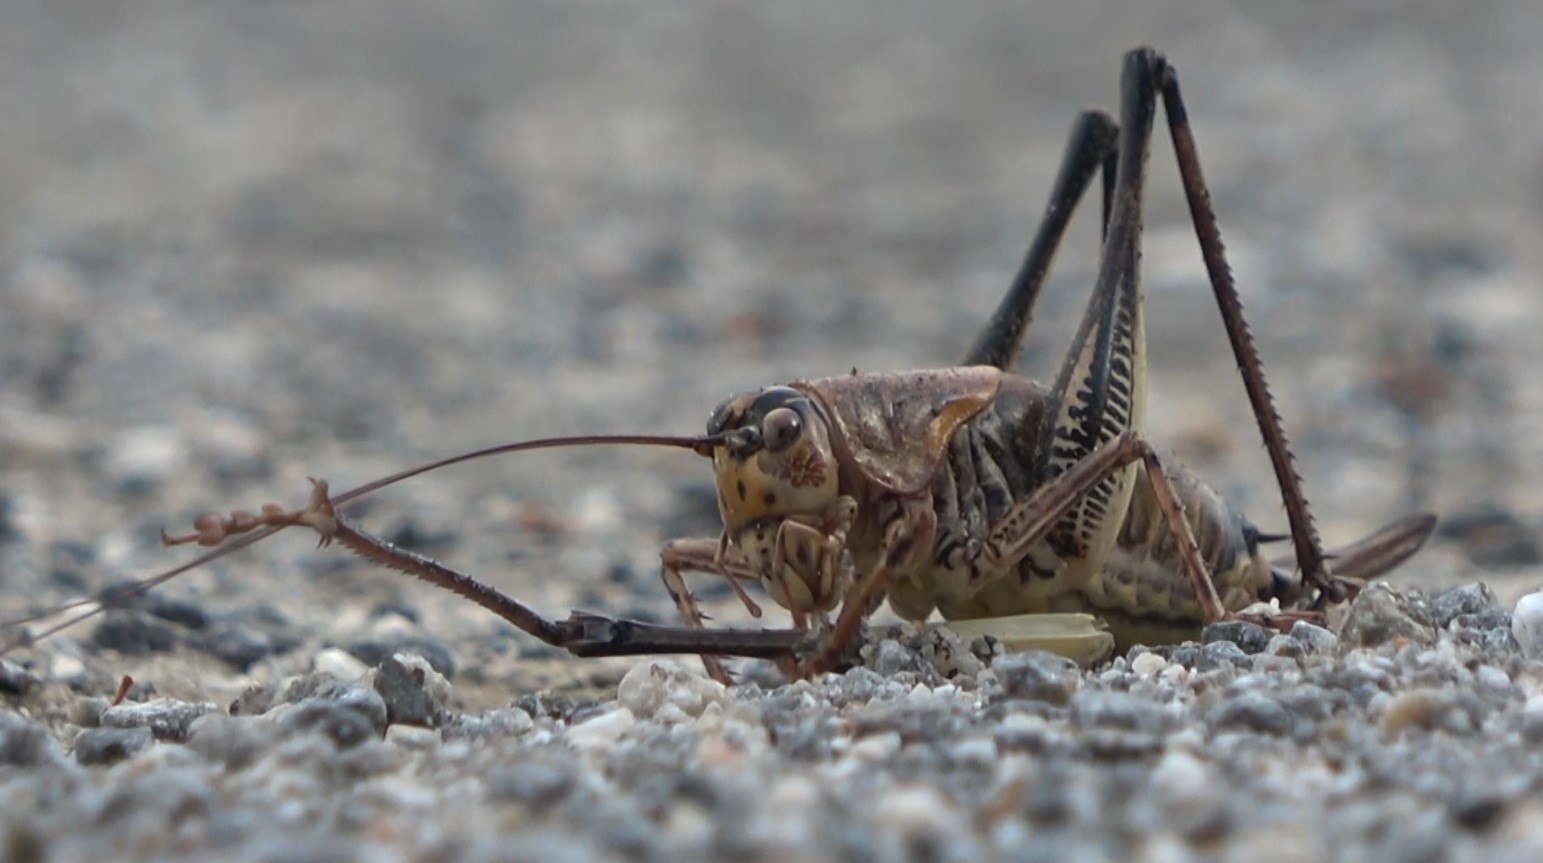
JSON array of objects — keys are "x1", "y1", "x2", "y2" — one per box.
[{"x1": 2, "y1": 0, "x2": 1540, "y2": 700}]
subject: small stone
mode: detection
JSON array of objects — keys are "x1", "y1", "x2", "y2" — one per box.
[
  {"x1": 136, "y1": 593, "x2": 210, "y2": 630},
  {"x1": 848, "y1": 731, "x2": 903, "y2": 762},
  {"x1": 1070, "y1": 690, "x2": 1173, "y2": 734},
  {"x1": 1438, "y1": 507, "x2": 1542, "y2": 567},
  {"x1": 1208, "y1": 691, "x2": 1294, "y2": 736},
  {"x1": 1520, "y1": 695, "x2": 1543, "y2": 745},
  {"x1": 616, "y1": 661, "x2": 728, "y2": 720},
  {"x1": 565, "y1": 707, "x2": 636, "y2": 753},
  {"x1": 990, "y1": 651, "x2": 1080, "y2": 706},
  {"x1": 48, "y1": 653, "x2": 87, "y2": 685},
  {"x1": 1381, "y1": 688, "x2": 1463, "y2": 735},
  {"x1": 487, "y1": 758, "x2": 579, "y2": 808},
  {"x1": 1511, "y1": 592, "x2": 1543, "y2": 659},
  {"x1": 1130, "y1": 651, "x2": 1168, "y2": 677},
  {"x1": 314, "y1": 647, "x2": 371, "y2": 682},
  {"x1": 443, "y1": 709, "x2": 535, "y2": 741},
  {"x1": 68, "y1": 697, "x2": 109, "y2": 727},
  {"x1": 74, "y1": 726, "x2": 154, "y2": 766},
  {"x1": 1339, "y1": 584, "x2": 1436, "y2": 649},
  {"x1": 1454, "y1": 609, "x2": 1513, "y2": 633},
  {"x1": 103, "y1": 426, "x2": 187, "y2": 491},
  {"x1": 1452, "y1": 611, "x2": 1521, "y2": 656},
  {"x1": 90, "y1": 611, "x2": 179, "y2": 655},
  {"x1": 385, "y1": 724, "x2": 441, "y2": 748},
  {"x1": 186, "y1": 713, "x2": 278, "y2": 770},
  {"x1": 1475, "y1": 665, "x2": 1511, "y2": 691},
  {"x1": 372, "y1": 653, "x2": 453, "y2": 728},
  {"x1": 1432, "y1": 583, "x2": 1503, "y2": 628},
  {"x1": 1201, "y1": 620, "x2": 1273, "y2": 654},
  {"x1": 514, "y1": 691, "x2": 602, "y2": 723},
  {"x1": 229, "y1": 682, "x2": 280, "y2": 717},
  {"x1": 0, "y1": 658, "x2": 39, "y2": 695},
  {"x1": 1196, "y1": 641, "x2": 1252, "y2": 671},
  {"x1": 869, "y1": 638, "x2": 927, "y2": 677},
  {"x1": 279, "y1": 687, "x2": 389, "y2": 748},
  {"x1": 1264, "y1": 635, "x2": 1304, "y2": 659},
  {"x1": 1290, "y1": 621, "x2": 1339, "y2": 654},
  {"x1": 346, "y1": 635, "x2": 455, "y2": 679},
  {"x1": 101, "y1": 698, "x2": 219, "y2": 742},
  {"x1": 0, "y1": 712, "x2": 59, "y2": 768},
  {"x1": 196, "y1": 623, "x2": 274, "y2": 671}
]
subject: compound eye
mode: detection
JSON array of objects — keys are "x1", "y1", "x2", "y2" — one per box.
[{"x1": 761, "y1": 406, "x2": 803, "y2": 452}]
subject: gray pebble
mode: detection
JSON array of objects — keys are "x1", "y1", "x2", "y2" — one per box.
[
  {"x1": 1197, "y1": 640, "x2": 1252, "y2": 671},
  {"x1": 1290, "y1": 620, "x2": 1340, "y2": 654},
  {"x1": 486, "y1": 758, "x2": 579, "y2": 809},
  {"x1": 1520, "y1": 698, "x2": 1543, "y2": 745},
  {"x1": 372, "y1": 654, "x2": 453, "y2": 728},
  {"x1": 443, "y1": 709, "x2": 534, "y2": 741},
  {"x1": 0, "y1": 658, "x2": 39, "y2": 695},
  {"x1": 73, "y1": 726, "x2": 154, "y2": 766},
  {"x1": 1208, "y1": 691, "x2": 1294, "y2": 736},
  {"x1": 186, "y1": 713, "x2": 279, "y2": 770},
  {"x1": 991, "y1": 651, "x2": 1080, "y2": 706},
  {"x1": 90, "y1": 611, "x2": 180, "y2": 655},
  {"x1": 195, "y1": 622, "x2": 275, "y2": 671},
  {"x1": 1201, "y1": 620, "x2": 1273, "y2": 654},
  {"x1": 514, "y1": 691, "x2": 604, "y2": 724},
  {"x1": 278, "y1": 687, "x2": 388, "y2": 748},
  {"x1": 229, "y1": 682, "x2": 280, "y2": 717},
  {"x1": 1070, "y1": 690, "x2": 1173, "y2": 734},
  {"x1": 346, "y1": 635, "x2": 455, "y2": 679},
  {"x1": 868, "y1": 638, "x2": 928, "y2": 677},
  {"x1": 101, "y1": 698, "x2": 219, "y2": 742},
  {"x1": 68, "y1": 697, "x2": 108, "y2": 728},
  {"x1": 1339, "y1": 584, "x2": 1437, "y2": 648},
  {"x1": 1432, "y1": 582, "x2": 1502, "y2": 628},
  {"x1": 1511, "y1": 592, "x2": 1543, "y2": 659},
  {"x1": 0, "y1": 712, "x2": 59, "y2": 768},
  {"x1": 1264, "y1": 634, "x2": 1304, "y2": 658},
  {"x1": 1451, "y1": 610, "x2": 1520, "y2": 656}
]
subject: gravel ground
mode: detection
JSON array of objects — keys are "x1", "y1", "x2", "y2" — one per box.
[{"x1": 3, "y1": 1, "x2": 1543, "y2": 860}]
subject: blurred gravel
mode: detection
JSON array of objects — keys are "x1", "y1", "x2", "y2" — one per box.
[{"x1": 3, "y1": 1, "x2": 1543, "y2": 860}]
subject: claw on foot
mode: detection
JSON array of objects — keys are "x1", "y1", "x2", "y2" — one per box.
[{"x1": 1230, "y1": 603, "x2": 1324, "y2": 634}]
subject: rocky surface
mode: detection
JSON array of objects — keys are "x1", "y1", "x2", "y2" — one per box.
[{"x1": 2, "y1": 1, "x2": 1543, "y2": 860}]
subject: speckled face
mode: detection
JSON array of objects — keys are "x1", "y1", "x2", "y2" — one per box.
[{"x1": 706, "y1": 386, "x2": 841, "y2": 548}]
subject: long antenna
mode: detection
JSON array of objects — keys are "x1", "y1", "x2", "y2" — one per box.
[{"x1": 2, "y1": 433, "x2": 725, "y2": 651}]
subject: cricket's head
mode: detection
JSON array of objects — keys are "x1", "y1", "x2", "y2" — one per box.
[{"x1": 705, "y1": 386, "x2": 842, "y2": 539}]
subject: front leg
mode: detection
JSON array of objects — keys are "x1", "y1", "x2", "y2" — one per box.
[
  {"x1": 800, "y1": 499, "x2": 935, "y2": 677},
  {"x1": 660, "y1": 537, "x2": 768, "y2": 684},
  {"x1": 769, "y1": 496, "x2": 859, "y2": 628}
]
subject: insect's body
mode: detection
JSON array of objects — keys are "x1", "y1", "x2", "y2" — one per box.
[{"x1": 717, "y1": 369, "x2": 1286, "y2": 651}]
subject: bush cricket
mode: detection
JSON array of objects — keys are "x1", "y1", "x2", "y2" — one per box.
[{"x1": 2, "y1": 47, "x2": 1436, "y2": 684}]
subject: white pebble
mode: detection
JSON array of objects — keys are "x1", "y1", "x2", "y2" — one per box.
[
  {"x1": 386, "y1": 725, "x2": 441, "y2": 749},
  {"x1": 104, "y1": 426, "x2": 187, "y2": 484},
  {"x1": 312, "y1": 648, "x2": 370, "y2": 682},
  {"x1": 1151, "y1": 748, "x2": 1210, "y2": 796},
  {"x1": 49, "y1": 653, "x2": 86, "y2": 685},
  {"x1": 1476, "y1": 664, "x2": 1512, "y2": 691},
  {"x1": 566, "y1": 707, "x2": 636, "y2": 753},
  {"x1": 874, "y1": 785, "x2": 957, "y2": 838},
  {"x1": 617, "y1": 660, "x2": 727, "y2": 719},
  {"x1": 1523, "y1": 694, "x2": 1543, "y2": 724},
  {"x1": 1512, "y1": 592, "x2": 1543, "y2": 659},
  {"x1": 848, "y1": 731, "x2": 902, "y2": 762},
  {"x1": 1131, "y1": 652, "x2": 1168, "y2": 677}
]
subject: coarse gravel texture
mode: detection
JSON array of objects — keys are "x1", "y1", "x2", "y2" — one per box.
[{"x1": 3, "y1": 1, "x2": 1543, "y2": 861}]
